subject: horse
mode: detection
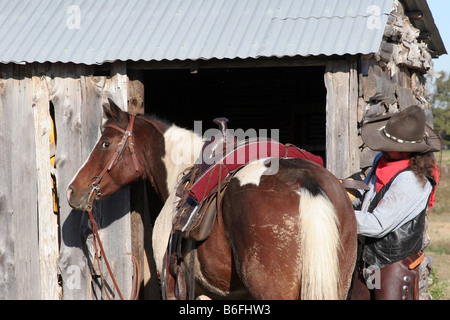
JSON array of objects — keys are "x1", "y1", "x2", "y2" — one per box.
[{"x1": 67, "y1": 99, "x2": 357, "y2": 300}]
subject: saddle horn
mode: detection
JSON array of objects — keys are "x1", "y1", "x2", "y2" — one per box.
[{"x1": 213, "y1": 117, "x2": 229, "y2": 136}]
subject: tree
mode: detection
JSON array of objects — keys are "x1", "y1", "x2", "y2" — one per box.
[{"x1": 429, "y1": 71, "x2": 450, "y2": 148}]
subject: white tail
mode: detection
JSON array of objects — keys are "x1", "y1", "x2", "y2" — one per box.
[{"x1": 297, "y1": 187, "x2": 340, "y2": 299}]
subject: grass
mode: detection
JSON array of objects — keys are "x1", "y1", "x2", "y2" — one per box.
[
  {"x1": 427, "y1": 149, "x2": 450, "y2": 300},
  {"x1": 429, "y1": 269, "x2": 449, "y2": 300}
]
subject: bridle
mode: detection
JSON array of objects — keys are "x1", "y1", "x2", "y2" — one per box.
[
  {"x1": 82, "y1": 113, "x2": 166, "y2": 300},
  {"x1": 84, "y1": 114, "x2": 142, "y2": 300},
  {"x1": 87, "y1": 114, "x2": 141, "y2": 206}
]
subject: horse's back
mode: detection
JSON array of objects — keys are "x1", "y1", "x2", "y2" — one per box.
[{"x1": 222, "y1": 158, "x2": 357, "y2": 299}]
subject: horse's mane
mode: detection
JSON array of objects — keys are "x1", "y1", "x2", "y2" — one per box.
[{"x1": 138, "y1": 113, "x2": 173, "y2": 128}]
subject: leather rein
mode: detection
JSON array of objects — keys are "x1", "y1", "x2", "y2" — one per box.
[{"x1": 84, "y1": 114, "x2": 153, "y2": 300}]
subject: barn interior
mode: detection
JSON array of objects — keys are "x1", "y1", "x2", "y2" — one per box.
[{"x1": 141, "y1": 66, "x2": 327, "y2": 162}]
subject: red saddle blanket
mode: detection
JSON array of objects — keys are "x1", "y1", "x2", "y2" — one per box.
[{"x1": 188, "y1": 140, "x2": 323, "y2": 202}]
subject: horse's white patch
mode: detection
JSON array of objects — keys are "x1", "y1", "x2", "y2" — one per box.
[
  {"x1": 234, "y1": 158, "x2": 270, "y2": 187},
  {"x1": 154, "y1": 124, "x2": 203, "y2": 278},
  {"x1": 162, "y1": 125, "x2": 203, "y2": 191}
]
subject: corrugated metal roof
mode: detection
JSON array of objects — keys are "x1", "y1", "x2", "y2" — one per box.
[{"x1": 0, "y1": 0, "x2": 394, "y2": 65}]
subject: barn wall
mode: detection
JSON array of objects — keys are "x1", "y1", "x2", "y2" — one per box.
[
  {"x1": 0, "y1": 62, "x2": 141, "y2": 299},
  {"x1": 0, "y1": 64, "x2": 41, "y2": 299},
  {"x1": 358, "y1": 0, "x2": 437, "y2": 170}
]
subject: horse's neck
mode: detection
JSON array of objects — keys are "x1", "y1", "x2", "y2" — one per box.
[{"x1": 162, "y1": 125, "x2": 203, "y2": 192}]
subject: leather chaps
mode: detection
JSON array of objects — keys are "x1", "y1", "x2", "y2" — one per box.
[{"x1": 350, "y1": 252, "x2": 422, "y2": 300}]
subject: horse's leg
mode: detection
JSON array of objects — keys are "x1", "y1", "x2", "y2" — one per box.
[{"x1": 194, "y1": 207, "x2": 251, "y2": 299}]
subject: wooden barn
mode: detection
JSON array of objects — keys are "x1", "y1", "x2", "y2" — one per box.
[{"x1": 0, "y1": 0, "x2": 446, "y2": 299}]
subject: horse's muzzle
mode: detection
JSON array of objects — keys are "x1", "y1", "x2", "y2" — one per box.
[{"x1": 67, "y1": 186, "x2": 90, "y2": 210}]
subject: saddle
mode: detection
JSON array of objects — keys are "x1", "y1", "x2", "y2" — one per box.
[{"x1": 163, "y1": 118, "x2": 324, "y2": 299}]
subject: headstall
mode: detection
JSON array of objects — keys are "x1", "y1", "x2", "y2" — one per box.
[{"x1": 85, "y1": 114, "x2": 142, "y2": 300}]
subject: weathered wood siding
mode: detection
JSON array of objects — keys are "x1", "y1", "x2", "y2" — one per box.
[
  {"x1": 0, "y1": 65, "x2": 41, "y2": 299},
  {"x1": 324, "y1": 59, "x2": 360, "y2": 179},
  {"x1": 0, "y1": 63, "x2": 137, "y2": 299}
]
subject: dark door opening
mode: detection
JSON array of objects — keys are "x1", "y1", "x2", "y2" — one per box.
[{"x1": 143, "y1": 66, "x2": 326, "y2": 161}]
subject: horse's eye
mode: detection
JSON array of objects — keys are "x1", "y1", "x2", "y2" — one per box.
[{"x1": 101, "y1": 141, "x2": 110, "y2": 149}]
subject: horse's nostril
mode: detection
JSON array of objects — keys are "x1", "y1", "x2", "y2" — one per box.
[{"x1": 67, "y1": 186, "x2": 73, "y2": 201}]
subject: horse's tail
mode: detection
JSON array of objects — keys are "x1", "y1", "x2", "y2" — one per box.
[{"x1": 297, "y1": 185, "x2": 340, "y2": 300}]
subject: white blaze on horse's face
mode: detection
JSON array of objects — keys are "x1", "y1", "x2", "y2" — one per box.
[{"x1": 233, "y1": 158, "x2": 271, "y2": 187}]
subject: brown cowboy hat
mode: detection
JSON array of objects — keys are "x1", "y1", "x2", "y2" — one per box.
[{"x1": 361, "y1": 105, "x2": 442, "y2": 153}]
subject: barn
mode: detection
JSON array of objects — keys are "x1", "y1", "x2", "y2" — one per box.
[{"x1": 0, "y1": 0, "x2": 446, "y2": 299}]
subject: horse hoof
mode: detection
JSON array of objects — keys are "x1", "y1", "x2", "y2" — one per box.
[{"x1": 196, "y1": 295, "x2": 211, "y2": 300}]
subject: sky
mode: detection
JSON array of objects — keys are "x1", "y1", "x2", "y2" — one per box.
[{"x1": 428, "y1": 0, "x2": 450, "y2": 73}]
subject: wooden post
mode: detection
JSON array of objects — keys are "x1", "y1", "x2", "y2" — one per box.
[
  {"x1": 9, "y1": 66, "x2": 41, "y2": 299},
  {"x1": 324, "y1": 59, "x2": 360, "y2": 178},
  {"x1": 128, "y1": 69, "x2": 161, "y2": 299},
  {"x1": 32, "y1": 72, "x2": 61, "y2": 299},
  {"x1": 0, "y1": 64, "x2": 17, "y2": 299},
  {"x1": 50, "y1": 65, "x2": 92, "y2": 300},
  {"x1": 93, "y1": 61, "x2": 133, "y2": 299}
]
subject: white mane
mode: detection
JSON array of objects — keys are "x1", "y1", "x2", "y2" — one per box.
[
  {"x1": 153, "y1": 124, "x2": 203, "y2": 277},
  {"x1": 161, "y1": 125, "x2": 204, "y2": 191}
]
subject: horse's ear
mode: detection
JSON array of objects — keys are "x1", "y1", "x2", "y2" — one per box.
[{"x1": 103, "y1": 98, "x2": 128, "y2": 125}]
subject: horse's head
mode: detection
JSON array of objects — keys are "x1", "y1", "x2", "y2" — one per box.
[{"x1": 67, "y1": 99, "x2": 142, "y2": 210}]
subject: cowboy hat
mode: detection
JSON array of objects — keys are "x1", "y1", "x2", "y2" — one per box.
[{"x1": 361, "y1": 105, "x2": 442, "y2": 153}]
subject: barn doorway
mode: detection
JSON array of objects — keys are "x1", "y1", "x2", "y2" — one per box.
[
  {"x1": 137, "y1": 65, "x2": 327, "y2": 298},
  {"x1": 143, "y1": 66, "x2": 327, "y2": 161}
]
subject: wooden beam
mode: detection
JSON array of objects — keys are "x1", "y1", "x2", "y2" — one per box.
[
  {"x1": 324, "y1": 59, "x2": 360, "y2": 178},
  {"x1": 405, "y1": 11, "x2": 423, "y2": 21},
  {"x1": 32, "y1": 72, "x2": 61, "y2": 300},
  {"x1": 126, "y1": 55, "x2": 338, "y2": 71}
]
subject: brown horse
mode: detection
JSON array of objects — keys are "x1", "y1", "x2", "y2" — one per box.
[{"x1": 67, "y1": 99, "x2": 357, "y2": 300}]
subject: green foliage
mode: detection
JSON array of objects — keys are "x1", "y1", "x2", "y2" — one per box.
[
  {"x1": 428, "y1": 269, "x2": 449, "y2": 300},
  {"x1": 430, "y1": 71, "x2": 450, "y2": 147}
]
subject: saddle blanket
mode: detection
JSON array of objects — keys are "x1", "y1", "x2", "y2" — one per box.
[{"x1": 189, "y1": 140, "x2": 323, "y2": 202}]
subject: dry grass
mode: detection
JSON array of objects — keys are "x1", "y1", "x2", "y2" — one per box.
[{"x1": 427, "y1": 149, "x2": 450, "y2": 299}]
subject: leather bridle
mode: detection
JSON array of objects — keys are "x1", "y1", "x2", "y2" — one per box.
[
  {"x1": 85, "y1": 114, "x2": 142, "y2": 300},
  {"x1": 87, "y1": 114, "x2": 141, "y2": 206},
  {"x1": 83, "y1": 114, "x2": 166, "y2": 300}
]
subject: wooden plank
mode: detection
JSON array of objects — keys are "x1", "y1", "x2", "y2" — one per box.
[
  {"x1": 128, "y1": 69, "x2": 146, "y2": 299},
  {"x1": 0, "y1": 64, "x2": 17, "y2": 299},
  {"x1": 324, "y1": 59, "x2": 360, "y2": 178},
  {"x1": 50, "y1": 67, "x2": 92, "y2": 300},
  {"x1": 348, "y1": 57, "x2": 360, "y2": 176},
  {"x1": 395, "y1": 85, "x2": 417, "y2": 110},
  {"x1": 10, "y1": 66, "x2": 41, "y2": 299},
  {"x1": 127, "y1": 70, "x2": 161, "y2": 299},
  {"x1": 32, "y1": 72, "x2": 60, "y2": 300},
  {"x1": 362, "y1": 64, "x2": 396, "y2": 104},
  {"x1": 94, "y1": 63, "x2": 133, "y2": 299},
  {"x1": 79, "y1": 75, "x2": 106, "y2": 299}
]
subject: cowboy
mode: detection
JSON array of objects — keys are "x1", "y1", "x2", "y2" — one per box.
[{"x1": 350, "y1": 105, "x2": 442, "y2": 300}]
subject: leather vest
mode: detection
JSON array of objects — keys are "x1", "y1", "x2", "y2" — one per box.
[{"x1": 362, "y1": 166, "x2": 436, "y2": 269}]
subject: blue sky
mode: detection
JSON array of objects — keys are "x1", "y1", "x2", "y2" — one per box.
[{"x1": 428, "y1": 0, "x2": 450, "y2": 73}]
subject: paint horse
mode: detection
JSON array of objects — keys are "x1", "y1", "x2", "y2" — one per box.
[{"x1": 67, "y1": 99, "x2": 357, "y2": 299}]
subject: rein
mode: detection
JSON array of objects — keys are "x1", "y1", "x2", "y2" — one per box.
[
  {"x1": 85, "y1": 114, "x2": 145, "y2": 300},
  {"x1": 84, "y1": 114, "x2": 166, "y2": 299}
]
